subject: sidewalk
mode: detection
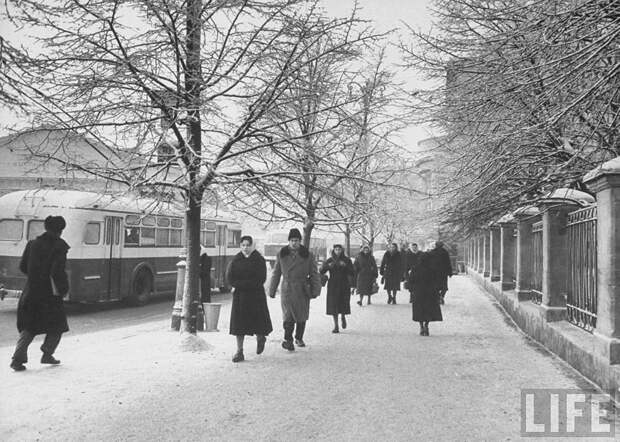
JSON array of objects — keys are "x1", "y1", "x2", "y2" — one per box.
[{"x1": 1, "y1": 276, "x2": 616, "y2": 441}]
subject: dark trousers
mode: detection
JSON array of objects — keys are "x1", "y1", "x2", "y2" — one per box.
[
  {"x1": 283, "y1": 321, "x2": 306, "y2": 342},
  {"x1": 12, "y1": 330, "x2": 62, "y2": 363},
  {"x1": 200, "y1": 276, "x2": 211, "y2": 303}
]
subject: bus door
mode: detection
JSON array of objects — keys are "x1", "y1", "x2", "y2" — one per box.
[
  {"x1": 104, "y1": 216, "x2": 123, "y2": 300},
  {"x1": 215, "y1": 225, "x2": 227, "y2": 288}
]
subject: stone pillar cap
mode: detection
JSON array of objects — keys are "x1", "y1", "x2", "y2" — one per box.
[
  {"x1": 538, "y1": 188, "x2": 594, "y2": 207},
  {"x1": 496, "y1": 213, "x2": 515, "y2": 224},
  {"x1": 512, "y1": 205, "x2": 539, "y2": 218},
  {"x1": 583, "y1": 157, "x2": 620, "y2": 184}
]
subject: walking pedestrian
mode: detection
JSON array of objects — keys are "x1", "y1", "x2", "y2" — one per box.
[
  {"x1": 353, "y1": 245, "x2": 378, "y2": 306},
  {"x1": 320, "y1": 244, "x2": 354, "y2": 333},
  {"x1": 268, "y1": 228, "x2": 321, "y2": 351},
  {"x1": 10, "y1": 215, "x2": 70, "y2": 371},
  {"x1": 199, "y1": 247, "x2": 212, "y2": 303},
  {"x1": 411, "y1": 251, "x2": 442, "y2": 336},
  {"x1": 380, "y1": 243, "x2": 403, "y2": 304},
  {"x1": 429, "y1": 240, "x2": 453, "y2": 305},
  {"x1": 226, "y1": 236, "x2": 273, "y2": 362},
  {"x1": 404, "y1": 243, "x2": 422, "y2": 303}
]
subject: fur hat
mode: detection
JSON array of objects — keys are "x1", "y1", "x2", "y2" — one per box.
[{"x1": 288, "y1": 228, "x2": 302, "y2": 240}]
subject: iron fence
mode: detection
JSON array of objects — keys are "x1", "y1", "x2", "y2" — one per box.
[
  {"x1": 567, "y1": 205, "x2": 597, "y2": 332},
  {"x1": 531, "y1": 220, "x2": 543, "y2": 304}
]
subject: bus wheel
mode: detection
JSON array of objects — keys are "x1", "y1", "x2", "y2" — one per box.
[{"x1": 128, "y1": 269, "x2": 153, "y2": 306}]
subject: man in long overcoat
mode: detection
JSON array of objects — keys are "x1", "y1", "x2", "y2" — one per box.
[
  {"x1": 268, "y1": 228, "x2": 321, "y2": 351},
  {"x1": 10, "y1": 216, "x2": 70, "y2": 371},
  {"x1": 429, "y1": 240, "x2": 453, "y2": 305},
  {"x1": 404, "y1": 242, "x2": 422, "y2": 303}
]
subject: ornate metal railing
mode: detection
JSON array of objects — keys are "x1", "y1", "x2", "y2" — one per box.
[
  {"x1": 531, "y1": 220, "x2": 543, "y2": 304},
  {"x1": 567, "y1": 205, "x2": 597, "y2": 332}
]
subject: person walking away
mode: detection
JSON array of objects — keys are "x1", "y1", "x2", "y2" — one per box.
[
  {"x1": 380, "y1": 243, "x2": 403, "y2": 304},
  {"x1": 429, "y1": 240, "x2": 453, "y2": 305},
  {"x1": 411, "y1": 251, "x2": 442, "y2": 336},
  {"x1": 353, "y1": 245, "x2": 378, "y2": 306},
  {"x1": 226, "y1": 236, "x2": 273, "y2": 362},
  {"x1": 320, "y1": 244, "x2": 354, "y2": 333},
  {"x1": 404, "y1": 243, "x2": 422, "y2": 303},
  {"x1": 268, "y1": 228, "x2": 321, "y2": 351},
  {"x1": 199, "y1": 247, "x2": 212, "y2": 304},
  {"x1": 10, "y1": 216, "x2": 70, "y2": 371}
]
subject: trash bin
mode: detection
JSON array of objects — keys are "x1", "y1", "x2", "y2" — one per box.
[{"x1": 203, "y1": 303, "x2": 222, "y2": 332}]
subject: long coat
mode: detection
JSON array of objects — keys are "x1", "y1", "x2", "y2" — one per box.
[
  {"x1": 199, "y1": 252, "x2": 212, "y2": 303},
  {"x1": 404, "y1": 250, "x2": 422, "y2": 288},
  {"x1": 17, "y1": 232, "x2": 70, "y2": 335},
  {"x1": 268, "y1": 245, "x2": 321, "y2": 323},
  {"x1": 411, "y1": 252, "x2": 442, "y2": 322},
  {"x1": 380, "y1": 251, "x2": 403, "y2": 291},
  {"x1": 429, "y1": 247, "x2": 453, "y2": 291},
  {"x1": 353, "y1": 252, "x2": 378, "y2": 296},
  {"x1": 320, "y1": 252, "x2": 354, "y2": 315},
  {"x1": 226, "y1": 250, "x2": 273, "y2": 336}
]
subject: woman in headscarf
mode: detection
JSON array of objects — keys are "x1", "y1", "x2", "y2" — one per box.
[
  {"x1": 226, "y1": 235, "x2": 272, "y2": 362},
  {"x1": 353, "y1": 245, "x2": 378, "y2": 306},
  {"x1": 320, "y1": 244, "x2": 354, "y2": 333}
]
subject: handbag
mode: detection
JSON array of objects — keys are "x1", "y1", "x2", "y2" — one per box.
[
  {"x1": 371, "y1": 281, "x2": 379, "y2": 294},
  {"x1": 320, "y1": 273, "x2": 329, "y2": 287}
]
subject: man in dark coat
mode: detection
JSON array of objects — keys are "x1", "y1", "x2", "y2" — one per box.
[
  {"x1": 199, "y1": 248, "x2": 212, "y2": 303},
  {"x1": 429, "y1": 240, "x2": 453, "y2": 305},
  {"x1": 268, "y1": 228, "x2": 321, "y2": 351},
  {"x1": 10, "y1": 215, "x2": 70, "y2": 371},
  {"x1": 411, "y1": 252, "x2": 442, "y2": 336},
  {"x1": 404, "y1": 243, "x2": 422, "y2": 303},
  {"x1": 380, "y1": 243, "x2": 403, "y2": 304}
]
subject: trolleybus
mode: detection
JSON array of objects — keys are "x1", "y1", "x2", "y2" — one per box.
[
  {"x1": 0, "y1": 189, "x2": 241, "y2": 305},
  {"x1": 263, "y1": 230, "x2": 327, "y2": 268}
]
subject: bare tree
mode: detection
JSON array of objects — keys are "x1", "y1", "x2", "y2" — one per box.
[{"x1": 2, "y1": 0, "x2": 383, "y2": 336}]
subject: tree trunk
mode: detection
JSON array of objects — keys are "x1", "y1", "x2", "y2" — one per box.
[
  {"x1": 345, "y1": 223, "x2": 351, "y2": 257},
  {"x1": 302, "y1": 220, "x2": 314, "y2": 249},
  {"x1": 181, "y1": 198, "x2": 202, "y2": 334}
]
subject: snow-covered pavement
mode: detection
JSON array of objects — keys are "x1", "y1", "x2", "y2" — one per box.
[{"x1": 1, "y1": 276, "x2": 614, "y2": 441}]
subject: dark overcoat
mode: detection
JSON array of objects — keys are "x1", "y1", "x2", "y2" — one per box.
[
  {"x1": 17, "y1": 232, "x2": 70, "y2": 335},
  {"x1": 320, "y1": 252, "x2": 354, "y2": 315},
  {"x1": 226, "y1": 250, "x2": 273, "y2": 336},
  {"x1": 404, "y1": 250, "x2": 422, "y2": 287},
  {"x1": 199, "y1": 252, "x2": 212, "y2": 303},
  {"x1": 268, "y1": 245, "x2": 321, "y2": 323},
  {"x1": 429, "y1": 247, "x2": 453, "y2": 291},
  {"x1": 380, "y1": 251, "x2": 403, "y2": 291},
  {"x1": 411, "y1": 252, "x2": 443, "y2": 322},
  {"x1": 353, "y1": 252, "x2": 378, "y2": 296}
]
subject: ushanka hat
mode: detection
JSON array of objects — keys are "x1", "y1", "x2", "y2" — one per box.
[{"x1": 288, "y1": 228, "x2": 302, "y2": 240}]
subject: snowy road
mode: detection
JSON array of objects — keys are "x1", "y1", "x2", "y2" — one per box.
[{"x1": 1, "y1": 276, "x2": 615, "y2": 441}]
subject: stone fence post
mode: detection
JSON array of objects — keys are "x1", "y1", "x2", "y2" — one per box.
[
  {"x1": 499, "y1": 215, "x2": 516, "y2": 290},
  {"x1": 514, "y1": 207, "x2": 540, "y2": 301},
  {"x1": 483, "y1": 228, "x2": 491, "y2": 277},
  {"x1": 477, "y1": 232, "x2": 484, "y2": 273},
  {"x1": 490, "y1": 225, "x2": 501, "y2": 282}
]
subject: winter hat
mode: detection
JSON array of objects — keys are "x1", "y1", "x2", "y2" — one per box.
[
  {"x1": 288, "y1": 228, "x2": 302, "y2": 240},
  {"x1": 44, "y1": 215, "x2": 66, "y2": 233}
]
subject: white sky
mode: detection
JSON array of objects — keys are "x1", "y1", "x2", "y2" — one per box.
[{"x1": 0, "y1": 0, "x2": 436, "y2": 148}]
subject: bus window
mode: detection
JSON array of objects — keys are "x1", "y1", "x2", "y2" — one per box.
[
  {"x1": 205, "y1": 221, "x2": 216, "y2": 231},
  {"x1": 125, "y1": 227, "x2": 139, "y2": 246},
  {"x1": 201, "y1": 230, "x2": 215, "y2": 247},
  {"x1": 84, "y1": 222, "x2": 101, "y2": 245},
  {"x1": 142, "y1": 215, "x2": 156, "y2": 226},
  {"x1": 171, "y1": 218, "x2": 183, "y2": 228},
  {"x1": 157, "y1": 217, "x2": 170, "y2": 227},
  {"x1": 170, "y1": 229, "x2": 182, "y2": 246},
  {"x1": 227, "y1": 229, "x2": 241, "y2": 247},
  {"x1": 141, "y1": 227, "x2": 155, "y2": 246},
  {"x1": 0, "y1": 219, "x2": 23, "y2": 241},
  {"x1": 156, "y1": 228, "x2": 170, "y2": 246},
  {"x1": 27, "y1": 220, "x2": 45, "y2": 240},
  {"x1": 126, "y1": 214, "x2": 140, "y2": 225}
]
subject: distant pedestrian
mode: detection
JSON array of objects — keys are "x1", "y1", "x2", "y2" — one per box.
[
  {"x1": 353, "y1": 245, "x2": 378, "y2": 306},
  {"x1": 320, "y1": 244, "x2": 354, "y2": 333},
  {"x1": 10, "y1": 215, "x2": 70, "y2": 371},
  {"x1": 380, "y1": 243, "x2": 403, "y2": 304},
  {"x1": 268, "y1": 228, "x2": 321, "y2": 351},
  {"x1": 404, "y1": 243, "x2": 422, "y2": 303},
  {"x1": 429, "y1": 240, "x2": 453, "y2": 305},
  {"x1": 411, "y1": 251, "x2": 442, "y2": 336},
  {"x1": 199, "y1": 247, "x2": 212, "y2": 303},
  {"x1": 226, "y1": 236, "x2": 273, "y2": 363}
]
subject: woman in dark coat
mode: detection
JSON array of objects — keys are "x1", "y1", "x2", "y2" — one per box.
[
  {"x1": 320, "y1": 245, "x2": 354, "y2": 333},
  {"x1": 380, "y1": 243, "x2": 403, "y2": 304},
  {"x1": 226, "y1": 235, "x2": 273, "y2": 363},
  {"x1": 11, "y1": 215, "x2": 70, "y2": 371},
  {"x1": 410, "y1": 251, "x2": 442, "y2": 336},
  {"x1": 353, "y1": 245, "x2": 378, "y2": 306}
]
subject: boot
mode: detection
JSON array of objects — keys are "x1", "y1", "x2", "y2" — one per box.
[
  {"x1": 232, "y1": 350, "x2": 244, "y2": 363},
  {"x1": 341, "y1": 315, "x2": 347, "y2": 329},
  {"x1": 41, "y1": 354, "x2": 60, "y2": 365}
]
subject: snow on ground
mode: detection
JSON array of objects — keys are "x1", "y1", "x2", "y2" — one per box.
[{"x1": 1, "y1": 276, "x2": 616, "y2": 441}]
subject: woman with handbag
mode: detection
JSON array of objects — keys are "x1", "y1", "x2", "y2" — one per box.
[
  {"x1": 353, "y1": 245, "x2": 378, "y2": 306},
  {"x1": 320, "y1": 245, "x2": 354, "y2": 333}
]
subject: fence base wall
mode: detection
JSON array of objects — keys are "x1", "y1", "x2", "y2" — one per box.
[{"x1": 467, "y1": 267, "x2": 620, "y2": 392}]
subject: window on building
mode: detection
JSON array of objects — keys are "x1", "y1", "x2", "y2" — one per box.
[
  {"x1": 0, "y1": 219, "x2": 23, "y2": 241},
  {"x1": 84, "y1": 222, "x2": 101, "y2": 245}
]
